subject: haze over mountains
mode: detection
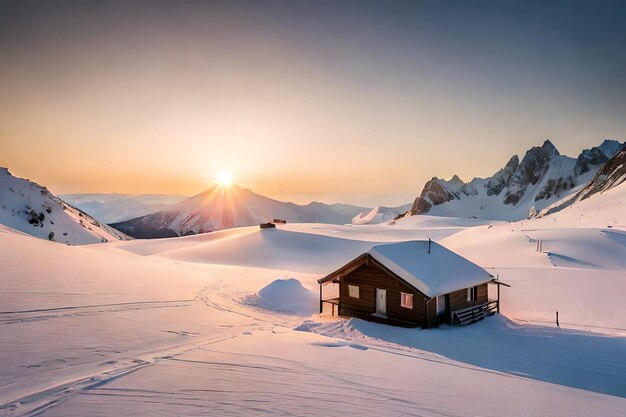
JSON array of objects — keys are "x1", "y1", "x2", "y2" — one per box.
[
  {"x1": 61, "y1": 193, "x2": 187, "y2": 223},
  {"x1": 110, "y1": 186, "x2": 401, "y2": 239}
]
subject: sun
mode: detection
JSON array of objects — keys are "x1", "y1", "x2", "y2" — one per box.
[{"x1": 215, "y1": 170, "x2": 234, "y2": 187}]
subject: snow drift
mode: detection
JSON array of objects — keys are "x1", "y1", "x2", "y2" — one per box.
[{"x1": 243, "y1": 278, "x2": 318, "y2": 316}]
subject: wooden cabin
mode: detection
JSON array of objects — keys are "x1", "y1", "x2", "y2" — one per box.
[{"x1": 318, "y1": 240, "x2": 508, "y2": 328}]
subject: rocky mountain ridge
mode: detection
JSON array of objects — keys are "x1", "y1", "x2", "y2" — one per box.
[
  {"x1": 410, "y1": 139, "x2": 624, "y2": 221},
  {"x1": 536, "y1": 144, "x2": 626, "y2": 217}
]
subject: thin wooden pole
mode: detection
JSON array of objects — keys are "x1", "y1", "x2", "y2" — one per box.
[
  {"x1": 497, "y1": 282, "x2": 501, "y2": 313},
  {"x1": 319, "y1": 284, "x2": 323, "y2": 314}
]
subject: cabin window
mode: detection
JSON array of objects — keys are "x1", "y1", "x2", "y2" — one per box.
[
  {"x1": 467, "y1": 287, "x2": 477, "y2": 302},
  {"x1": 400, "y1": 292, "x2": 413, "y2": 309},
  {"x1": 348, "y1": 285, "x2": 360, "y2": 299}
]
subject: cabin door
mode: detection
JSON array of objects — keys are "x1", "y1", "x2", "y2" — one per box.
[
  {"x1": 376, "y1": 289, "x2": 387, "y2": 315},
  {"x1": 436, "y1": 295, "x2": 447, "y2": 316}
]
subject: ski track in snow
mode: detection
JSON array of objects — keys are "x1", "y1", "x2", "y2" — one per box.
[
  {"x1": 1, "y1": 333, "x2": 238, "y2": 417},
  {"x1": 0, "y1": 300, "x2": 194, "y2": 325}
]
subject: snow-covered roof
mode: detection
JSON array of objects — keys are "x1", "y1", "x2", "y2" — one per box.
[{"x1": 366, "y1": 240, "x2": 493, "y2": 298}]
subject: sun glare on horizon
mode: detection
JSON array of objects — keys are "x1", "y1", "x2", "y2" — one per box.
[{"x1": 216, "y1": 170, "x2": 234, "y2": 187}]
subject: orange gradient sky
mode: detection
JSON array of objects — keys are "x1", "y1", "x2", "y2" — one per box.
[{"x1": 1, "y1": 1, "x2": 625, "y2": 206}]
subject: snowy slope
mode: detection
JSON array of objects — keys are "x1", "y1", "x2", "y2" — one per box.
[
  {"x1": 1, "y1": 218, "x2": 625, "y2": 416},
  {"x1": 536, "y1": 179, "x2": 626, "y2": 229},
  {"x1": 60, "y1": 193, "x2": 187, "y2": 223},
  {"x1": 537, "y1": 145, "x2": 626, "y2": 218},
  {"x1": 0, "y1": 168, "x2": 128, "y2": 245},
  {"x1": 111, "y1": 185, "x2": 369, "y2": 238},
  {"x1": 410, "y1": 139, "x2": 623, "y2": 221},
  {"x1": 351, "y1": 203, "x2": 411, "y2": 225}
]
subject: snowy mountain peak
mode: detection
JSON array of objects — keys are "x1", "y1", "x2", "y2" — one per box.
[
  {"x1": 537, "y1": 144, "x2": 626, "y2": 217},
  {"x1": 0, "y1": 168, "x2": 129, "y2": 244},
  {"x1": 449, "y1": 174, "x2": 464, "y2": 184},
  {"x1": 597, "y1": 139, "x2": 622, "y2": 158},
  {"x1": 410, "y1": 139, "x2": 624, "y2": 221},
  {"x1": 541, "y1": 139, "x2": 559, "y2": 156},
  {"x1": 574, "y1": 139, "x2": 623, "y2": 176},
  {"x1": 570, "y1": 145, "x2": 626, "y2": 201},
  {"x1": 505, "y1": 154, "x2": 520, "y2": 168},
  {"x1": 111, "y1": 185, "x2": 383, "y2": 238},
  {"x1": 485, "y1": 155, "x2": 519, "y2": 196},
  {"x1": 502, "y1": 139, "x2": 560, "y2": 205}
]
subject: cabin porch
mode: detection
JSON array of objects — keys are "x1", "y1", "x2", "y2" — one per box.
[
  {"x1": 447, "y1": 279, "x2": 510, "y2": 326},
  {"x1": 319, "y1": 281, "x2": 340, "y2": 316},
  {"x1": 450, "y1": 299, "x2": 499, "y2": 325},
  {"x1": 320, "y1": 297, "x2": 339, "y2": 316}
]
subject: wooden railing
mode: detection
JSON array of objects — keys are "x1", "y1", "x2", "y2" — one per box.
[
  {"x1": 320, "y1": 297, "x2": 340, "y2": 316},
  {"x1": 450, "y1": 299, "x2": 498, "y2": 326}
]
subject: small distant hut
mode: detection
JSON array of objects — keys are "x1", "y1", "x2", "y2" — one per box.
[{"x1": 318, "y1": 240, "x2": 509, "y2": 328}]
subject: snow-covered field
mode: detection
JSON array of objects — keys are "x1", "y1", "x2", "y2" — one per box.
[{"x1": 1, "y1": 184, "x2": 625, "y2": 416}]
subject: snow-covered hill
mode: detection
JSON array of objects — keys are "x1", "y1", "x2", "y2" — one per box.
[
  {"x1": 60, "y1": 193, "x2": 187, "y2": 223},
  {"x1": 351, "y1": 204, "x2": 412, "y2": 225},
  {"x1": 410, "y1": 139, "x2": 624, "y2": 221},
  {"x1": 111, "y1": 185, "x2": 369, "y2": 238},
  {"x1": 0, "y1": 168, "x2": 129, "y2": 245}
]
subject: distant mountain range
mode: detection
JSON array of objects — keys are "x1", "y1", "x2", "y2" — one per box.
[
  {"x1": 409, "y1": 139, "x2": 624, "y2": 221},
  {"x1": 0, "y1": 168, "x2": 129, "y2": 244},
  {"x1": 109, "y1": 186, "x2": 401, "y2": 239},
  {"x1": 60, "y1": 193, "x2": 187, "y2": 223},
  {"x1": 98, "y1": 138, "x2": 626, "y2": 238}
]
